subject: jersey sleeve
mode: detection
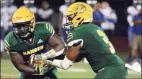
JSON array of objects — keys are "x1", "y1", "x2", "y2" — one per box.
[
  {"x1": 4, "y1": 34, "x2": 13, "y2": 52},
  {"x1": 4, "y1": 32, "x2": 17, "y2": 53},
  {"x1": 4, "y1": 40, "x2": 11, "y2": 51},
  {"x1": 67, "y1": 31, "x2": 83, "y2": 47},
  {"x1": 44, "y1": 22, "x2": 55, "y2": 38}
]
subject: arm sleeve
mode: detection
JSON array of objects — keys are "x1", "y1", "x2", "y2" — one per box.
[
  {"x1": 44, "y1": 22, "x2": 55, "y2": 38},
  {"x1": 67, "y1": 32, "x2": 83, "y2": 47},
  {"x1": 4, "y1": 40, "x2": 11, "y2": 51},
  {"x1": 4, "y1": 39, "x2": 17, "y2": 54},
  {"x1": 4, "y1": 34, "x2": 18, "y2": 53}
]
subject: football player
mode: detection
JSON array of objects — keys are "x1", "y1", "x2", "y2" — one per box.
[
  {"x1": 4, "y1": 7, "x2": 65, "y2": 79},
  {"x1": 42, "y1": 2, "x2": 128, "y2": 79}
]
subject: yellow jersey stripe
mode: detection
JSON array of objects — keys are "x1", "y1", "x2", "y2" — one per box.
[
  {"x1": 5, "y1": 45, "x2": 9, "y2": 51},
  {"x1": 48, "y1": 24, "x2": 51, "y2": 33},
  {"x1": 49, "y1": 24, "x2": 53, "y2": 33},
  {"x1": 45, "y1": 23, "x2": 49, "y2": 31},
  {"x1": 5, "y1": 47, "x2": 8, "y2": 51},
  {"x1": 49, "y1": 23, "x2": 55, "y2": 34},
  {"x1": 4, "y1": 40, "x2": 10, "y2": 47}
]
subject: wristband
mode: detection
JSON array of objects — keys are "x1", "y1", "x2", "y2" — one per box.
[{"x1": 43, "y1": 49, "x2": 56, "y2": 59}]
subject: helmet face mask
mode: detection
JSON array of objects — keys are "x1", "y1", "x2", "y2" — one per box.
[
  {"x1": 13, "y1": 21, "x2": 33, "y2": 40},
  {"x1": 64, "y1": 14, "x2": 75, "y2": 30}
]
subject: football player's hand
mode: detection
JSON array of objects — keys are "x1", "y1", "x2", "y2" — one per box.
[
  {"x1": 34, "y1": 54, "x2": 47, "y2": 62},
  {"x1": 29, "y1": 54, "x2": 54, "y2": 75},
  {"x1": 29, "y1": 54, "x2": 47, "y2": 75},
  {"x1": 33, "y1": 62, "x2": 48, "y2": 75},
  {"x1": 28, "y1": 54, "x2": 47, "y2": 66}
]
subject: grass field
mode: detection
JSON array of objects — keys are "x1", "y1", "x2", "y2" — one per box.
[{"x1": 1, "y1": 56, "x2": 141, "y2": 79}]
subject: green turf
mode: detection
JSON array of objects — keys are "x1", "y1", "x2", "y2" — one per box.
[{"x1": 1, "y1": 57, "x2": 141, "y2": 79}]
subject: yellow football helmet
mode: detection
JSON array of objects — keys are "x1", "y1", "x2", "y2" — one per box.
[
  {"x1": 12, "y1": 7, "x2": 35, "y2": 39},
  {"x1": 65, "y1": 2, "x2": 93, "y2": 28}
]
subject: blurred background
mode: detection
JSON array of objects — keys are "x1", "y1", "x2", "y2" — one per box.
[{"x1": 0, "y1": 0, "x2": 141, "y2": 78}]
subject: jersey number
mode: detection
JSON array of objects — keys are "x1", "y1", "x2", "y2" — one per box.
[{"x1": 97, "y1": 30, "x2": 115, "y2": 54}]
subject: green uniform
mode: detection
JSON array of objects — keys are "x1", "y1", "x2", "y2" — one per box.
[
  {"x1": 67, "y1": 24, "x2": 128, "y2": 79},
  {"x1": 4, "y1": 22, "x2": 57, "y2": 79}
]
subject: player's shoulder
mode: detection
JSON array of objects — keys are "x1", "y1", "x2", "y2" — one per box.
[
  {"x1": 81, "y1": 24, "x2": 101, "y2": 31},
  {"x1": 35, "y1": 21, "x2": 54, "y2": 34},
  {"x1": 5, "y1": 31, "x2": 15, "y2": 42},
  {"x1": 4, "y1": 32, "x2": 18, "y2": 51},
  {"x1": 36, "y1": 21, "x2": 50, "y2": 25},
  {"x1": 35, "y1": 21, "x2": 51, "y2": 29}
]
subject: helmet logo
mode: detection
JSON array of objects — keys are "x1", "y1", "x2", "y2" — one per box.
[{"x1": 76, "y1": 4, "x2": 86, "y2": 14}]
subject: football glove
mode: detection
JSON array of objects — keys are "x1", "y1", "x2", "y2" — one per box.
[
  {"x1": 29, "y1": 54, "x2": 48, "y2": 75},
  {"x1": 33, "y1": 62, "x2": 48, "y2": 75},
  {"x1": 29, "y1": 54, "x2": 54, "y2": 75},
  {"x1": 34, "y1": 53, "x2": 47, "y2": 62}
]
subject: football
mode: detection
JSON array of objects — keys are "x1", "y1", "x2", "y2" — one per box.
[
  {"x1": 28, "y1": 54, "x2": 36, "y2": 67},
  {"x1": 28, "y1": 54, "x2": 54, "y2": 72}
]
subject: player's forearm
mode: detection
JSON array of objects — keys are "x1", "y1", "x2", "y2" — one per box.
[
  {"x1": 42, "y1": 42, "x2": 66, "y2": 59},
  {"x1": 17, "y1": 64, "x2": 39, "y2": 74},
  {"x1": 43, "y1": 48, "x2": 65, "y2": 59},
  {"x1": 46, "y1": 34, "x2": 66, "y2": 59},
  {"x1": 53, "y1": 41, "x2": 65, "y2": 52}
]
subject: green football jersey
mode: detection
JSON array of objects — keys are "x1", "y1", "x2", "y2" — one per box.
[
  {"x1": 4, "y1": 22, "x2": 55, "y2": 62},
  {"x1": 67, "y1": 24, "x2": 124, "y2": 73}
]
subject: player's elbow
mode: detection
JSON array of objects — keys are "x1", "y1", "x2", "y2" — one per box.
[{"x1": 15, "y1": 64, "x2": 24, "y2": 72}]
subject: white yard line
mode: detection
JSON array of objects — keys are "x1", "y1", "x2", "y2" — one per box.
[
  {"x1": 128, "y1": 70, "x2": 141, "y2": 74},
  {"x1": 1, "y1": 73, "x2": 18, "y2": 77},
  {"x1": 58, "y1": 68, "x2": 87, "y2": 72},
  {"x1": 1, "y1": 68, "x2": 140, "y2": 78},
  {"x1": 58, "y1": 68, "x2": 140, "y2": 75}
]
